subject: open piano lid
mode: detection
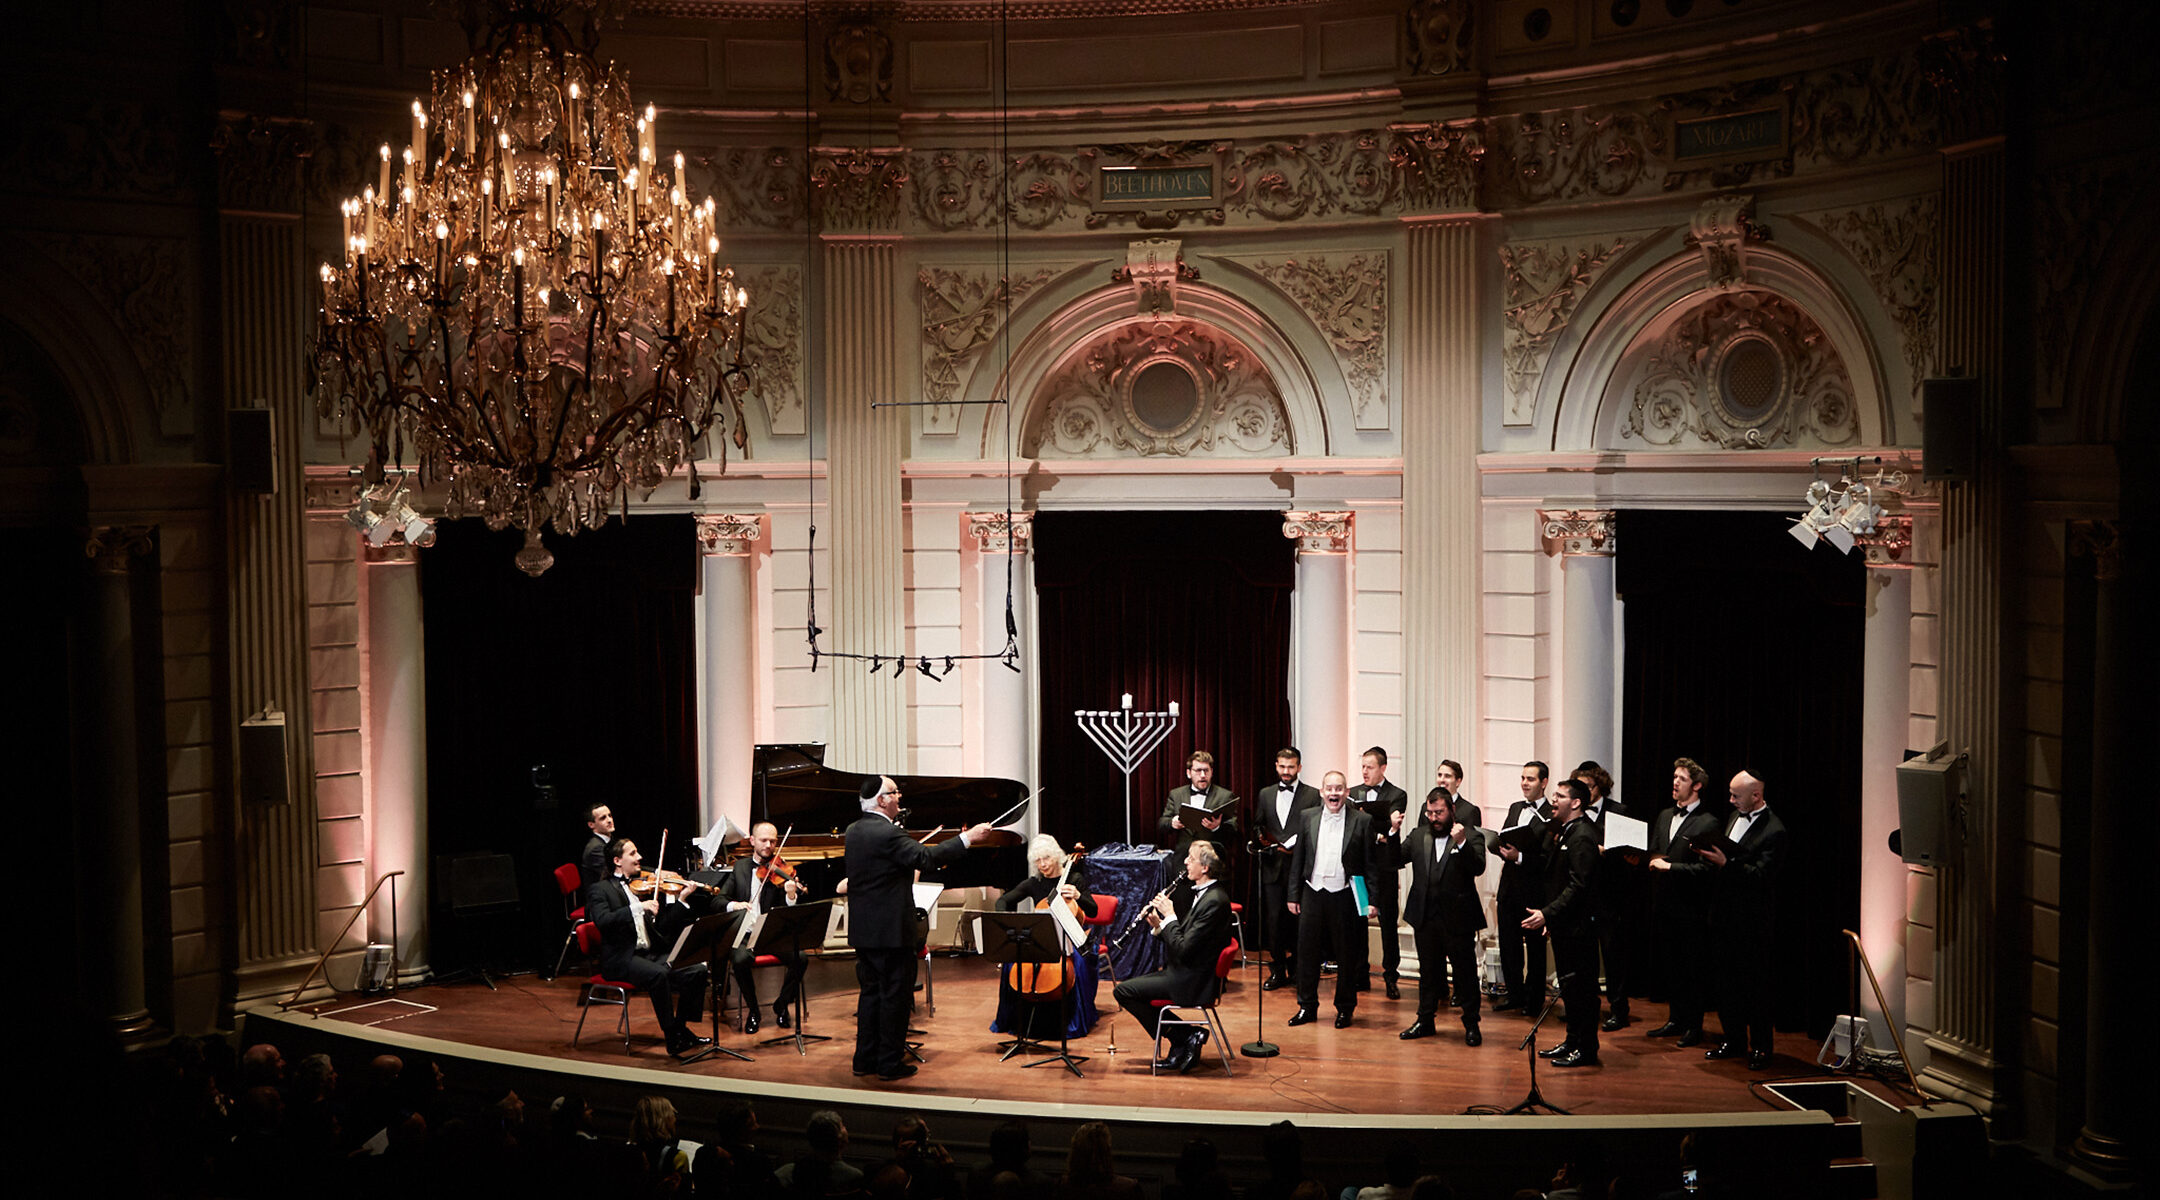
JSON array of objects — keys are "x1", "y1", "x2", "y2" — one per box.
[{"x1": 749, "y1": 744, "x2": 1031, "y2": 889}]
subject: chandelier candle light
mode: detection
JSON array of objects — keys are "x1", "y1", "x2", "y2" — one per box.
[{"x1": 312, "y1": 0, "x2": 754, "y2": 575}]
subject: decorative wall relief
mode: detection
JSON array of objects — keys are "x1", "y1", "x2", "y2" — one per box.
[
  {"x1": 1486, "y1": 107, "x2": 1669, "y2": 208},
  {"x1": 1241, "y1": 252, "x2": 1391, "y2": 430},
  {"x1": 1499, "y1": 238, "x2": 1631, "y2": 426},
  {"x1": 811, "y1": 147, "x2": 910, "y2": 232},
  {"x1": 35, "y1": 234, "x2": 194, "y2": 435},
  {"x1": 695, "y1": 147, "x2": 808, "y2": 232},
  {"x1": 6, "y1": 100, "x2": 190, "y2": 203},
  {"x1": 738, "y1": 265, "x2": 806, "y2": 437},
  {"x1": 1024, "y1": 321, "x2": 1291, "y2": 459},
  {"x1": 212, "y1": 113, "x2": 315, "y2": 214},
  {"x1": 1620, "y1": 291, "x2": 1858, "y2": 450},
  {"x1": 918, "y1": 264, "x2": 1060, "y2": 434},
  {"x1": 1802, "y1": 195, "x2": 1939, "y2": 405},
  {"x1": 1688, "y1": 193, "x2": 1768, "y2": 292},
  {"x1": 1223, "y1": 134, "x2": 1392, "y2": 223},
  {"x1": 825, "y1": 18, "x2": 894, "y2": 104},
  {"x1": 1405, "y1": 0, "x2": 1474, "y2": 77},
  {"x1": 2029, "y1": 160, "x2": 2141, "y2": 412},
  {"x1": 1388, "y1": 120, "x2": 1483, "y2": 213}
]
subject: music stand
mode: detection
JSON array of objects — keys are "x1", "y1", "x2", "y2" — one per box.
[
  {"x1": 750, "y1": 899, "x2": 836, "y2": 1055},
  {"x1": 971, "y1": 909, "x2": 1088, "y2": 1076},
  {"x1": 669, "y1": 911, "x2": 752, "y2": 1064}
]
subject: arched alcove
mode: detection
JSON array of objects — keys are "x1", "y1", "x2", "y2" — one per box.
[
  {"x1": 0, "y1": 234, "x2": 155, "y2": 465},
  {"x1": 1547, "y1": 240, "x2": 1893, "y2": 454},
  {"x1": 970, "y1": 276, "x2": 1336, "y2": 460}
]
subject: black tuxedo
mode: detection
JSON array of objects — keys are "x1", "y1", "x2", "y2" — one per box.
[
  {"x1": 1401, "y1": 815, "x2": 1488, "y2": 1024},
  {"x1": 1159, "y1": 784, "x2": 1239, "y2": 887},
  {"x1": 1289, "y1": 804, "x2": 1378, "y2": 1014},
  {"x1": 1113, "y1": 880, "x2": 1235, "y2": 1041},
  {"x1": 720, "y1": 857, "x2": 809, "y2": 1014},
  {"x1": 1494, "y1": 796, "x2": 1552, "y2": 1008},
  {"x1": 843, "y1": 813, "x2": 974, "y2": 1076},
  {"x1": 1254, "y1": 779, "x2": 1323, "y2": 978},
  {"x1": 1647, "y1": 800, "x2": 1723, "y2": 1031},
  {"x1": 1584, "y1": 799, "x2": 1639, "y2": 1022},
  {"x1": 585, "y1": 874, "x2": 708, "y2": 1038},
  {"x1": 1540, "y1": 817, "x2": 1601, "y2": 1053},
  {"x1": 580, "y1": 833, "x2": 610, "y2": 891},
  {"x1": 1351, "y1": 781, "x2": 1410, "y2": 984},
  {"x1": 1702, "y1": 806, "x2": 1788, "y2": 1054}
]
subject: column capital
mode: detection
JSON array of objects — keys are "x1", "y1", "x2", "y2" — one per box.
[
  {"x1": 695, "y1": 513, "x2": 767, "y2": 557},
  {"x1": 2069, "y1": 519, "x2": 2121, "y2": 581},
  {"x1": 84, "y1": 524, "x2": 155, "y2": 574},
  {"x1": 362, "y1": 542, "x2": 420, "y2": 566},
  {"x1": 1856, "y1": 514, "x2": 1915, "y2": 569},
  {"x1": 964, "y1": 511, "x2": 1033, "y2": 554},
  {"x1": 1283, "y1": 510, "x2": 1354, "y2": 554},
  {"x1": 1537, "y1": 509, "x2": 1617, "y2": 557},
  {"x1": 810, "y1": 146, "x2": 909, "y2": 233}
]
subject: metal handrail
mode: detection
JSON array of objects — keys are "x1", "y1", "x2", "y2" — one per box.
[
  {"x1": 1840, "y1": 927, "x2": 1931, "y2": 1107},
  {"x1": 279, "y1": 869, "x2": 404, "y2": 1010}
]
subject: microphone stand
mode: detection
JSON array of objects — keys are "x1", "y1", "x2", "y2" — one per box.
[
  {"x1": 1501, "y1": 966, "x2": 1570, "y2": 1114},
  {"x1": 1240, "y1": 837, "x2": 1280, "y2": 1059}
]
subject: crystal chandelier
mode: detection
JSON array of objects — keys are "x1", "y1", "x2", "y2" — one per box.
[{"x1": 311, "y1": 0, "x2": 752, "y2": 575}]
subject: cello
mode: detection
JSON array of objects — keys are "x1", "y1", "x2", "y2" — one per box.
[{"x1": 1005, "y1": 845, "x2": 1087, "y2": 999}]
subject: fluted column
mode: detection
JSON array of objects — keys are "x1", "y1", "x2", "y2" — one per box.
[
  {"x1": 1857, "y1": 518, "x2": 1915, "y2": 1031},
  {"x1": 699, "y1": 514, "x2": 766, "y2": 835},
  {"x1": 1401, "y1": 215, "x2": 1487, "y2": 780},
  {"x1": 1541, "y1": 511, "x2": 1618, "y2": 768},
  {"x1": 1285, "y1": 512, "x2": 1353, "y2": 770},
  {"x1": 2071, "y1": 521, "x2": 2133, "y2": 1174},
  {"x1": 966, "y1": 513, "x2": 1034, "y2": 801},
  {"x1": 82, "y1": 524, "x2": 157, "y2": 1040},
  {"x1": 216, "y1": 116, "x2": 320, "y2": 1002},
  {"x1": 1920, "y1": 138, "x2": 2009, "y2": 1113},
  {"x1": 822, "y1": 235, "x2": 908, "y2": 774},
  {"x1": 362, "y1": 542, "x2": 427, "y2": 981}
]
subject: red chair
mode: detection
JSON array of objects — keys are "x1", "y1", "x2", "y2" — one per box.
[
  {"x1": 1151, "y1": 938, "x2": 1240, "y2": 1076},
  {"x1": 570, "y1": 921, "x2": 639, "y2": 1050},
  {"x1": 1083, "y1": 894, "x2": 1119, "y2": 931},
  {"x1": 550, "y1": 863, "x2": 587, "y2": 980},
  {"x1": 1228, "y1": 901, "x2": 1248, "y2": 967}
]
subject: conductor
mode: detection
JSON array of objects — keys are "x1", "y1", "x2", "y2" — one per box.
[{"x1": 844, "y1": 776, "x2": 992, "y2": 1082}]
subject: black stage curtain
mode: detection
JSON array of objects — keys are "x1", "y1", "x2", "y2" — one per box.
[
  {"x1": 1616, "y1": 509, "x2": 1864, "y2": 1040},
  {"x1": 1034, "y1": 511, "x2": 1295, "y2": 853},
  {"x1": 421, "y1": 515, "x2": 699, "y2": 973}
]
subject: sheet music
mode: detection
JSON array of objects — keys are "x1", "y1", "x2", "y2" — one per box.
[
  {"x1": 912, "y1": 881, "x2": 946, "y2": 929},
  {"x1": 1604, "y1": 811, "x2": 1649, "y2": 853},
  {"x1": 1047, "y1": 894, "x2": 1087, "y2": 950},
  {"x1": 693, "y1": 815, "x2": 747, "y2": 865},
  {"x1": 733, "y1": 909, "x2": 763, "y2": 950}
]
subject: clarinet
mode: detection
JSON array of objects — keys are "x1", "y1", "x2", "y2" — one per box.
[{"x1": 1105, "y1": 876, "x2": 1193, "y2": 954}]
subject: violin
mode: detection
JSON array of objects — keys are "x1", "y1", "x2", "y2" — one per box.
[
  {"x1": 756, "y1": 825, "x2": 807, "y2": 894},
  {"x1": 624, "y1": 868, "x2": 723, "y2": 898}
]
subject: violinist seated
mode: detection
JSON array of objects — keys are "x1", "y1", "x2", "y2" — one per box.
[
  {"x1": 586, "y1": 837, "x2": 712, "y2": 1058},
  {"x1": 717, "y1": 822, "x2": 812, "y2": 1035},
  {"x1": 989, "y1": 834, "x2": 1100, "y2": 1041}
]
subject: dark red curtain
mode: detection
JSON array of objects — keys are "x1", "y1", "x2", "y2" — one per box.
[
  {"x1": 1033, "y1": 510, "x2": 1295, "y2": 851},
  {"x1": 1617, "y1": 509, "x2": 1863, "y2": 1039},
  {"x1": 421, "y1": 515, "x2": 700, "y2": 972}
]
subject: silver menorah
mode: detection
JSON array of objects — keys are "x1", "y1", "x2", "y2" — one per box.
[{"x1": 1075, "y1": 694, "x2": 1181, "y2": 846}]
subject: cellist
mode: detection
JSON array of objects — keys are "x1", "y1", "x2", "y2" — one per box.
[{"x1": 989, "y1": 834, "x2": 1100, "y2": 1039}]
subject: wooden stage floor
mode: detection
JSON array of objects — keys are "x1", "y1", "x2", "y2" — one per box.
[{"x1": 298, "y1": 954, "x2": 1870, "y2": 1119}]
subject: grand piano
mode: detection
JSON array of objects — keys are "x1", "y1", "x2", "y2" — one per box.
[{"x1": 745, "y1": 743, "x2": 1030, "y2": 894}]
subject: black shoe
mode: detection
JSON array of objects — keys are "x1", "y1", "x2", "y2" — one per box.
[
  {"x1": 743, "y1": 1011, "x2": 761, "y2": 1035},
  {"x1": 1385, "y1": 977, "x2": 1401, "y2": 1000},
  {"x1": 1601, "y1": 1013, "x2": 1628, "y2": 1032},
  {"x1": 877, "y1": 1064, "x2": 919, "y2": 1082},
  {"x1": 774, "y1": 1006, "x2": 792, "y2": 1030},
  {"x1": 1748, "y1": 1049, "x2": 1772, "y2": 1071},
  {"x1": 1262, "y1": 974, "x2": 1288, "y2": 991},
  {"x1": 1166, "y1": 1033, "x2": 1203, "y2": 1074},
  {"x1": 1491, "y1": 997, "x2": 1520, "y2": 1013},
  {"x1": 1287, "y1": 1008, "x2": 1318, "y2": 1027},
  {"x1": 1464, "y1": 1025, "x2": 1482, "y2": 1047},
  {"x1": 1334, "y1": 1010, "x2": 1354, "y2": 1029},
  {"x1": 1539, "y1": 1041, "x2": 1572, "y2": 1059},
  {"x1": 1552, "y1": 1048, "x2": 1601, "y2": 1068},
  {"x1": 1179, "y1": 1029, "x2": 1210, "y2": 1073},
  {"x1": 1646, "y1": 1021, "x2": 1686, "y2": 1038},
  {"x1": 1677, "y1": 1029, "x2": 1703, "y2": 1048},
  {"x1": 1400, "y1": 1019, "x2": 1436, "y2": 1041},
  {"x1": 1705, "y1": 1041, "x2": 1744, "y2": 1060}
]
